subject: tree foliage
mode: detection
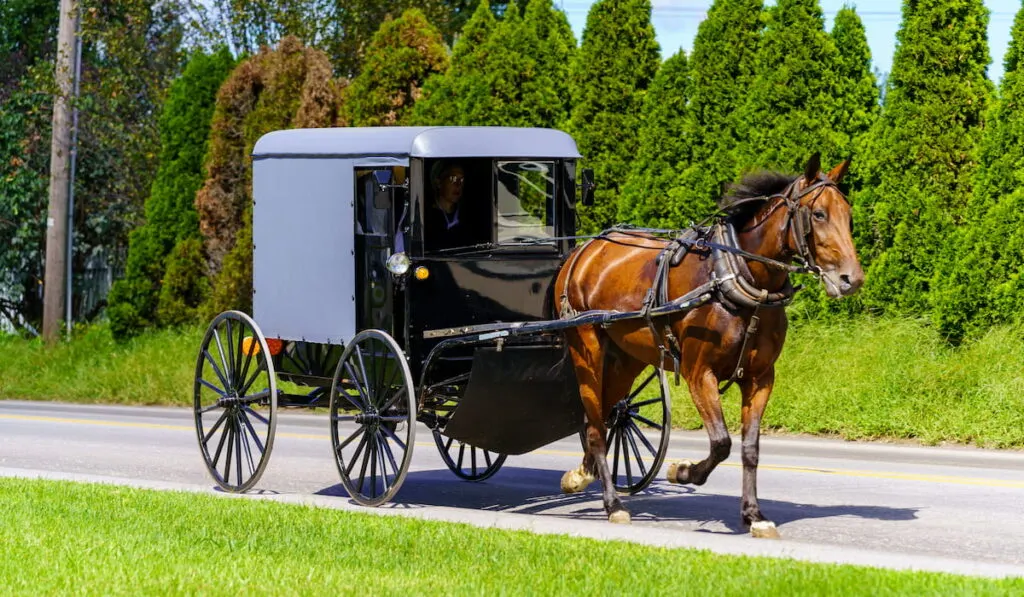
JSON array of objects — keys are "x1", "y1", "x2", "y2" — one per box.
[
  {"x1": 107, "y1": 48, "x2": 235, "y2": 339},
  {"x1": 195, "y1": 36, "x2": 344, "y2": 316},
  {"x1": 830, "y1": 6, "x2": 879, "y2": 162},
  {"x1": 857, "y1": 0, "x2": 992, "y2": 317},
  {"x1": 343, "y1": 9, "x2": 449, "y2": 127},
  {"x1": 735, "y1": 0, "x2": 842, "y2": 173},
  {"x1": 566, "y1": 0, "x2": 660, "y2": 233},
  {"x1": 931, "y1": 4, "x2": 1024, "y2": 340},
  {"x1": 618, "y1": 50, "x2": 690, "y2": 227},
  {"x1": 673, "y1": 0, "x2": 764, "y2": 221}
]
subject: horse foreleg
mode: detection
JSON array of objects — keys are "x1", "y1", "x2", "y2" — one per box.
[
  {"x1": 667, "y1": 369, "x2": 731, "y2": 486},
  {"x1": 560, "y1": 326, "x2": 601, "y2": 495},
  {"x1": 736, "y1": 367, "x2": 779, "y2": 538}
]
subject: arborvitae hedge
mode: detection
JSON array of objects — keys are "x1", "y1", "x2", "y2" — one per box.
[
  {"x1": 932, "y1": 4, "x2": 1024, "y2": 340},
  {"x1": 735, "y1": 0, "x2": 842, "y2": 173},
  {"x1": 673, "y1": 0, "x2": 764, "y2": 219},
  {"x1": 106, "y1": 48, "x2": 234, "y2": 340},
  {"x1": 343, "y1": 9, "x2": 449, "y2": 127},
  {"x1": 618, "y1": 50, "x2": 690, "y2": 228},
  {"x1": 830, "y1": 6, "x2": 878, "y2": 163},
  {"x1": 196, "y1": 37, "x2": 344, "y2": 317},
  {"x1": 411, "y1": 0, "x2": 497, "y2": 125},
  {"x1": 857, "y1": 0, "x2": 992, "y2": 317},
  {"x1": 567, "y1": 0, "x2": 660, "y2": 233}
]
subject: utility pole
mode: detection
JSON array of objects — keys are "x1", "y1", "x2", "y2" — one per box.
[{"x1": 43, "y1": 0, "x2": 79, "y2": 344}]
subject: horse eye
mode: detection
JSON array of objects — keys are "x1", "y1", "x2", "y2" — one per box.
[{"x1": 813, "y1": 210, "x2": 827, "y2": 222}]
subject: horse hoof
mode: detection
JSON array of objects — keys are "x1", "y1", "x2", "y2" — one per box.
[
  {"x1": 560, "y1": 466, "x2": 595, "y2": 494},
  {"x1": 666, "y1": 460, "x2": 694, "y2": 484},
  {"x1": 609, "y1": 510, "x2": 631, "y2": 524},
  {"x1": 750, "y1": 521, "x2": 780, "y2": 539}
]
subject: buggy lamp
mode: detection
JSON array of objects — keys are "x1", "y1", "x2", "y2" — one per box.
[
  {"x1": 386, "y1": 252, "x2": 411, "y2": 275},
  {"x1": 414, "y1": 266, "x2": 430, "y2": 281},
  {"x1": 241, "y1": 336, "x2": 283, "y2": 357}
]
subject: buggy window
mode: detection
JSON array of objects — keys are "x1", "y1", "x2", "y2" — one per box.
[{"x1": 496, "y1": 161, "x2": 556, "y2": 245}]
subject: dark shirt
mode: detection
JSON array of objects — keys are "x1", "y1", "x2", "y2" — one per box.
[{"x1": 425, "y1": 203, "x2": 469, "y2": 251}]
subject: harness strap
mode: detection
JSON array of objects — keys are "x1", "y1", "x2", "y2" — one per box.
[
  {"x1": 718, "y1": 288, "x2": 767, "y2": 395},
  {"x1": 558, "y1": 238, "x2": 598, "y2": 319}
]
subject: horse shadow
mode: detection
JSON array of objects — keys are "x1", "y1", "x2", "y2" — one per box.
[{"x1": 313, "y1": 466, "x2": 919, "y2": 534}]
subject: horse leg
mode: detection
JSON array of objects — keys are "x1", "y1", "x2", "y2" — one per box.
[
  {"x1": 560, "y1": 325, "x2": 602, "y2": 495},
  {"x1": 667, "y1": 369, "x2": 731, "y2": 486},
  {"x1": 739, "y1": 367, "x2": 780, "y2": 539},
  {"x1": 562, "y1": 325, "x2": 631, "y2": 523}
]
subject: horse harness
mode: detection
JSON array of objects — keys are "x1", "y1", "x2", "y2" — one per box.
[{"x1": 559, "y1": 174, "x2": 845, "y2": 394}]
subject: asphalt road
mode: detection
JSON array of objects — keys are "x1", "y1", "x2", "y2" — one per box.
[{"x1": 2, "y1": 400, "x2": 1024, "y2": 578}]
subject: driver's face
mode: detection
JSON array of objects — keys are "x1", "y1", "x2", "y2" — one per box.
[{"x1": 440, "y1": 167, "x2": 465, "y2": 202}]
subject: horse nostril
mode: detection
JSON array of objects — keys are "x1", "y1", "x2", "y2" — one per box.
[{"x1": 839, "y1": 274, "x2": 852, "y2": 289}]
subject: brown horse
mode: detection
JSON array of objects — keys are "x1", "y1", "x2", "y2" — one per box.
[{"x1": 554, "y1": 155, "x2": 863, "y2": 536}]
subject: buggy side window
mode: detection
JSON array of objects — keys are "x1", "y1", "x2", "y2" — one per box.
[{"x1": 496, "y1": 161, "x2": 556, "y2": 245}]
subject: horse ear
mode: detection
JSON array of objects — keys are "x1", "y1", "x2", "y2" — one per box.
[
  {"x1": 827, "y1": 158, "x2": 852, "y2": 184},
  {"x1": 803, "y1": 152, "x2": 821, "y2": 183}
]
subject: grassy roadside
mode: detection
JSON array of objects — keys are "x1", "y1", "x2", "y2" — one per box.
[
  {"x1": 1, "y1": 477, "x2": 1019, "y2": 596},
  {"x1": 1, "y1": 317, "x2": 1023, "y2": 448}
]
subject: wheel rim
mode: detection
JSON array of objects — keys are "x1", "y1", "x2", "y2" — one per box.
[
  {"x1": 194, "y1": 311, "x2": 277, "y2": 492},
  {"x1": 432, "y1": 430, "x2": 507, "y2": 482},
  {"x1": 330, "y1": 330, "x2": 416, "y2": 506},
  {"x1": 605, "y1": 369, "x2": 671, "y2": 494}
]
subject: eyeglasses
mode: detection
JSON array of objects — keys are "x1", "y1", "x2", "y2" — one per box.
[{"x1": 445, "y1": 175, "x2": 465, "y2": 184}]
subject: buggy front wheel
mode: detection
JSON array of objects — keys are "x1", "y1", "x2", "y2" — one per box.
[{"x1": 329, "y1": 330, "x2": 416, "y2": 506}]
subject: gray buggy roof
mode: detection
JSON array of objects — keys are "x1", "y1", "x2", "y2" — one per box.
[{"x1": 252, "y1": 126, "x2": 582, "y2": 160}]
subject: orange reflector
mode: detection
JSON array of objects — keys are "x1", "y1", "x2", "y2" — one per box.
[
  {"x1": 265, "y1": 338, "x2": 283, "y2": 356},
  {"x1": 414, "y1": 266, "x2": 430, "y2": 281},
  {"x1": 241, "y1": 336, "x2": 261, "y2": 356}
]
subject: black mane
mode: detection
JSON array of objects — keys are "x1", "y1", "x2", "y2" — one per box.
[{"x1": 718, "y1": 171, "x2": 797, "y2": 223}]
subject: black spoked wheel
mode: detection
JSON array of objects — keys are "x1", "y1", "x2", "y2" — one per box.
[
  {"x1": 194, "y1": 311, "x2": 277, "y2": 492},
  {"x1": 582, "y1": 368, "x2": 671, "y2": 494},
  {"x1": 329, "y1": 330, "x2": 416, "y2": 506},
  {"x1": 432, "y1": 431, "x2": 507, "y2": 481}
]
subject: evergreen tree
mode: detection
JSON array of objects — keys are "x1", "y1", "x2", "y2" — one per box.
[
  {"x1": 830, "y1": 6, "x2": 879, "y2": 161},
  {"x1": 735, "y1": 0, "x2": 843, "y2": 173},
  {"x1": 932, "y1": 4, "x2": 1024, "y2": 339},
  {"x1": 344, "y1": 9, "x2": 449, "y2": 127},
  {"x1": 107, "y1": 48, "x2": 235, "y2": 339},
  {"x1": 567, "y1": 0, "x2": 660, "y2": 233},
  {"x1": 618, "y1": 50, "x2": 690, "y2": 227},
  {"x1": 673, "y1": 0, "x2": 764, "y2": 221},
  {"x1": 856, "y1": 0, "x2": 992, "y2": 316},
  {"x1": 196, "y1": 37, "x2": 344, "y2": 316},
  {"x1": 411, "y1": 0, "x2": 497, "y2": 125}
]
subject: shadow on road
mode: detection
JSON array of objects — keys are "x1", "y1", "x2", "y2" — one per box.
[{"x1": 313, "y1": 466, "x2": 919, "y2": 534}]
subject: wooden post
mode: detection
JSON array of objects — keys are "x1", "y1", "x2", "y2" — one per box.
[{"x1": 42, "y1": 0, "x2": 79, "y2": 343}]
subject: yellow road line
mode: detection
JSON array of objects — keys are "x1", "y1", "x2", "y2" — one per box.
[{"x1": 4, "y1": 413, "x2": 1023, "y2": 489}]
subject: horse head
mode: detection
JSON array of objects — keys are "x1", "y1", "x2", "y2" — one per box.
[{"x1": 787, "y1": 154, "x2": 864, "y2": 298}]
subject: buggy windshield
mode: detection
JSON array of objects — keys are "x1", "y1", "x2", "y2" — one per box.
[{"x1": 496, "y1": 161, "x2": 556, "y2": 245}]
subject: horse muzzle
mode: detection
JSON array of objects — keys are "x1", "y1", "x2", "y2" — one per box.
[{"x1": 821, "y1": 267, "x2": 864, "y2": 298}]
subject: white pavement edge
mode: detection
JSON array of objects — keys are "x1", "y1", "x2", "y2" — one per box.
[{"x1": 2, "y1": 467, "x2": 1022, "y2": 580}]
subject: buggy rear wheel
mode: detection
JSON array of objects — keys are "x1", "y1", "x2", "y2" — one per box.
[
  {"x1": 432, "y1": 431, "x2": 507, "y2": 481},
  {"x1": 581, "y1": 368, "x2": 671, "y2": 494},
  {"x1": 329, "y1": 330, "x2": 416, "y2": 506},
  {"x1": 193, "y1": 311, "x2": 278, "y2": 492}
]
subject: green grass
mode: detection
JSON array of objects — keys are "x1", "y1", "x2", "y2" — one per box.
[
  {"x1": 3, "y1": 317, "x2": 1024, "y2": 448},
  {"x1": 1, "y1": 477, "x2": 1020, "y2": 596},
  {"x1": 668, "y1": 317, "x2": 1024, "y2": 448}
]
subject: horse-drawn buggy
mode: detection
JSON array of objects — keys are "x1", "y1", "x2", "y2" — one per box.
[{"x1": 193, "y1": 126, "x2": 863, "y2": 532}]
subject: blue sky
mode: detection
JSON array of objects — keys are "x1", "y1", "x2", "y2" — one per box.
[{"x1": 559, "y1": 1, "x2": 1022, "y2": 82}]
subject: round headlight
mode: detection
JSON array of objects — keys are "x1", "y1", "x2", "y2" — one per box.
[{"x1": 386, "y1": 252, "x2": 411, "y2": 275}]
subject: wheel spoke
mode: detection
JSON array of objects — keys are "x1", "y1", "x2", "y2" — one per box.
[
  {"x1": 339, "y1": 426, "x2": 366, "y2": 451},
  {"x1": 224, "y1": 320, "x2": 237, "y2": 387},
  {"x1": 223, "y1": 417, "x2": 235, "y2": 483},
  {"x1": 621, "y1": 428, "x2": 634, "y2": 488},
  {"x1": 242, "y1": 405, "x2": 270, "y2": 426},
  {"x1": 238, "y1": 409, "x2": 266, "y2": 455},
  {"x1": 484, "y1": 450, "x2": 492, "y2": 468},
  {"x1": 238, "y1": 355, "x2": 267, "y2": 397},
  {"x1": 332, "y1": 414, "x2": 357, "y2": 422},
  {"x1": 343, "y1": 362, "x2": 369, "y2": 410},
  {"x1": 355, "y1": 345, "x2": 371, "y2": 406},
  {"x1": 626, "y1": 370, "x2": 657, "y2": 402},
  {"x1": 198, "y1": 379, "x2": 227, "y2": 398},
  {"x1": 623, "y1": 427, "x2": 647, "y2": 479},
  {"x1": 237, "y1": 334, "x2": 256, "y2": 393},
  {"x1": 470, "y1": 446, "x2": 477, "y2": 477},
  {"x1": 209, "y1": 412, "x2": 230, "y2": 462},
  {"x1": 375, "y1": 433, "x2": 391, "y2": 495},
  {"x1": 379, "y1": 431, "x2": 401, "y2": 477},
  {"x1": 380, "y1": 423, "x2": 407, "y2": 451},
  {"x1": 630, "y1": 413, "x2": 663, "y2": 430},
  {"x1": 629, "y1": 397, "x2": 664, "y2": 409},
  {"x1": 368, "y1": 433, "x2": 379, "y2": 498},
  {"x1": 212, "y1": 330, "x2": 231, "y2": 389},
  {"x1": 610, "y1": 428, "x2": 621, "y2": 482},
  {"x1": 626, "y1": 420, "x2": 658, "y2": 457},
  {"x1": 346, "y1": 431, "x2": 369, "y2": 476},
  {"x1": 203, "y1": 350, "x2": 231, "y2": 391},
  {"x1": 380, "y1": 386, "x2": 407, "y2": 413},
  {"x1": 233, "y1": 322, "x2": 245, "y2": 388}
]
